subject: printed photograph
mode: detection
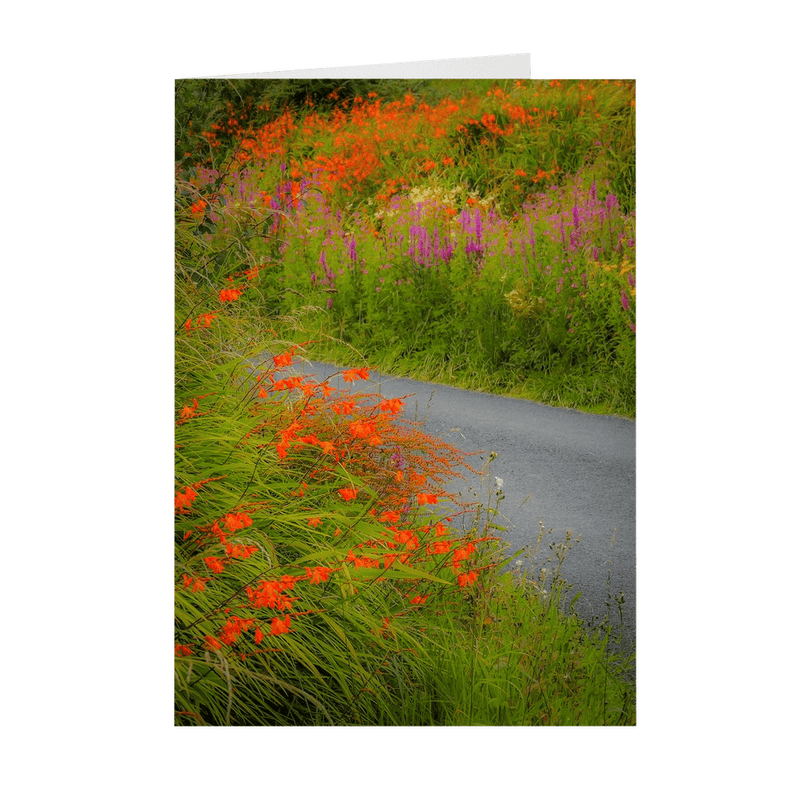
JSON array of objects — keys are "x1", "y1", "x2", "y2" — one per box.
[{"x1": 174, "y1": 78, "x2": 636, "y2": 725}]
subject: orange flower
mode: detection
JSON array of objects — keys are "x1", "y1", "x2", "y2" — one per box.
[
  {"x1": 305, "y1": 566, "x2": 331, "y2": 584},
  {"x1": 175, "y1": 644, "x2": 194, "y2": 657},
  {"x1": 349, "y1": 420, "x2": 375, "y2": 439},
  {"x1": 224, "y1": 511, "x2": 253, "y2": 532},
  {"x1": 219, "y1": 287, "x2": 244, "y2": 302},
  {"x1": 204, "y1": 635, "x2": 222, "y2": 650},
  {"x1": 458, "y1": 570, "x2": 478, "y2": 588},
  {"x1": 270, "y1": 615, "x2": 292, "y2": 636},
  {"x1": 338, "y1": 487, "x2": 358, "y2": 501},
  {"x1": 273, "y1": 350, "x2": 294, "y2": 368},
  {"x1": 174, "y1": 486, "x2": 198, "y2": 512},
  {"x1": 308, "y1": 517, "x2": 322, "y2": 527},
  {"x1": 416, "y1": 493, "x2": 438, "y2": 505},
  {"x1": 203, "y1": 556, "x2": 225, "y2": 574},
  {"x1": 342, "y1": 367, "x2": 370, "y2": 382},
  {"x1": 379, "y1": 397, "x2": 404, "y2": 414},
  {"x1": 409, "y1": 595, "x2": 428, "y2": 605}
]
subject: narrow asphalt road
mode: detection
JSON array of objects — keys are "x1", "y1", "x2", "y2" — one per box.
[{"x1": 284, "y1": 359, "x2": 636, "y2": 652}]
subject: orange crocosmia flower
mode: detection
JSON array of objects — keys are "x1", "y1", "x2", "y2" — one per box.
[
  {"x1": 184, "y1": 319, "x2": 192, "y2": 332},
  {"x1": 270, "y1": 615, "x2": 292, "y2": 636},
  {"x1": 223, "y1": 513, "x2": 243, "y2": 532},
  {"x1": 219, "y1": 287, "x2": 244, "y2": 303},
  {"x1": 380, "y1": 509, "x2": 401, "y2": 523},
  {"x1": 416, "y1": 493, "x2": 438, "y2": 506},
  {"x1": 174, "y1": 486, "x2": 197, "y2": 512},
  {"x1": 305, "y1": 566, "x2": 331, "y2": 584},
  {"x1": 428, "y1": 539, "x2": 451, "y2": 554},
  {"x1": 280, "y1": 574, "x2": 300, "y2": 590},
  {"x1": 308, "y1": 517, "x2": 322, "y2": 527},
  {"x1": 175, "y1": 644, "x2": 194, "y2": 657},
  {"x1": 342, "y1": 368, "x2": 370, "y2": 383},
  {"x1": 199, "y1": 313, "x2": 217, "y2": 327},
  {"x1": 380, "y1": 397, "x2": 404, "y2": 414},
  {"x1": 179, "y1": 404, "x2": 196, "y2": 420},
  {"x1": 338, "y1": 487, "x2": 358, "y2": 501},
  {"x1": 319, "y1": 440, "x2": 335, "y2": 455},
  {"x1": 254, "y1": 627, "x2": 264, "y2": 645},
  {"x1": 349, "y1": 420, "x2": 375, "y2": 439},
  {"x1": 273, "y1": 350, "x2": 294, "y2": 368},
  {"x1": 395, "y1": 470, "x2": 403, "y2": 483},
  {"x1": 458, "y1": 570, "x2": 478, "y2": 588},
  {"x1": 435, "y1": 521, "x2": 448, "y2": 536},
  {"x1": 204, "y1": 635, "x2": 222, "y2": 650},
  {"x1": 203, "y1": 556, "x2": 225, "y2": 574},
  {"x1": 410, "y1": 595, "x2": 428, "y2": 605}
]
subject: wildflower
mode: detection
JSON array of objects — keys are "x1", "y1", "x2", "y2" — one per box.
[
  {"x1": 174, "y1": 486, "x2": 197, "y2": 513},
  {"x1": 621, "y1": 290, "x2": 630, "y2": 311},
  {"x1": 204, "y1": 635, "x2": 222, "y2": 650},
  {"x1": 308, "y1": 517, "x2": 322, "y2": 527},
  {"x1": 305, "y1": 566, "x2": 331, "y2": 584},
  {"x1": 175, "y1": 644, "x2": 194, "y2": 657},
  {"x1": 273, "y1": 352, "x2": 292, "y2": 369},
  {"x1": 338, "y1": 487, "x2": 358, "y2": 501},
  {"x1": 203, "y1": 556, "x2": 225, "y2": 574},
  {"x1": 224, "y1": 512, "x2": 253, "y2": 532},
  {"x1": 416, "y1": 493, "x2": 438, "y2": 506},
  {"x1": 342, "y1": 368, "x2": 370, "y2": 382},
  {"x1": 270, "y1": 615, "x2": 292, "y2": 636},
  {"x1": 458, "y1": 571, "x2": 478, "y2": 588},
  {"x1": 349, "y1": 420, "x2": 375, "y2": 439},
  {"x1": 494, "y1": 477, "x2": 504, "y2": 490},
  {"x1": 410, "y1": 595, "x2": 428, "y2": 605},
  {"x1": 380, "y1": 397, "x2": 404, "y2": 414},
  {"x1": 219, "y1": 287, "x2": 244, "y2": 303}
]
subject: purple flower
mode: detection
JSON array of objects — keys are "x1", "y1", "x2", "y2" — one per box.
[{"x1": 621, "y1": 290, "x2": 630, "y2": 311}]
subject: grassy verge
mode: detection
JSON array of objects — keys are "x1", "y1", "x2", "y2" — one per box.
[
  {"x1": 175, "y1": 178, "x2": 635, "y2": 725},
  {"x1": 176, "y1": 78, "x2": 636, "y2": 419}
]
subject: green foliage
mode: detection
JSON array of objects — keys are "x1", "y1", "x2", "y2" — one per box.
[{"x1": 175, "y1": 185, "x2": 635, "y2": 726}]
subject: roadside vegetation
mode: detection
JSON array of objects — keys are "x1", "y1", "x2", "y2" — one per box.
[{"x1": 175, "y1": 78, "x2": 636, "y2": 726}]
